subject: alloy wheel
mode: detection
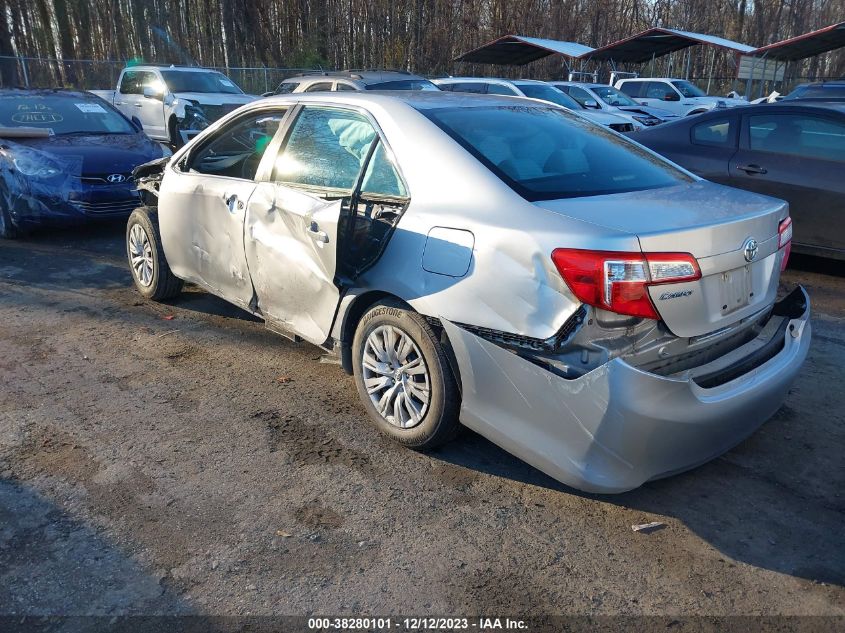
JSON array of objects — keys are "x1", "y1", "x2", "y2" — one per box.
[
  {"x1": 128, "y1": 223, "x2": 154, "y2": 287},
  {"x1": 361, "y1": 325, "x2": 431, "y2": 429}
]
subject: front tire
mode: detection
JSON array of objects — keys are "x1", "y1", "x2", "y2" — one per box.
[
  {"x1": 126, "y1": 207, "x2": 183, "y2": 301},
  {"x1": 352, "y1": 300, "x2": 461, "y2": 450}
]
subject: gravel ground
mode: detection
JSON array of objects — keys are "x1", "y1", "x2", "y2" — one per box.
[{"x1": 0, "y1": 223, "x2": 843, "y2": 622}]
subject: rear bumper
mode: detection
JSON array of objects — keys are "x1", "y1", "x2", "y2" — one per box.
[{"x1": 442, "y1": 287, "x2": 811, "y2": 494}]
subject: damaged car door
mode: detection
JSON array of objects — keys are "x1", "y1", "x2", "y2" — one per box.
[
  {"x1": 245, "y1": 105, "x2": 387, "y2": 344},
  {"x1": 158, "y1": 109, "x2": 287, "y2": 308}
]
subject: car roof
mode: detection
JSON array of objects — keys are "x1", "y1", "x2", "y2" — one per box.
[
  {"x1": 0, "y1": 88, "x2": 102, "y2": 100},
  {"x1": 283, "y1": 70, "x2": 428, "y2": 85},
  {"x1": 434, "y1": 77, "x2": 546, "y2": 85},
  {"x1": 125, "y1": 65, "x2": 220, "y2": 73},
  {"x1": 255, "y1": 90, "x2": 543, "y2": 112}
]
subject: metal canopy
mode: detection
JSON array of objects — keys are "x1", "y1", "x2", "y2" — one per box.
[
  {"x1": 749, "y1": 22, "x2": 845, "y2": 61},
  {"x1": 582, "y1": 28, "x2": 755, "y2": 63},
  {"x1": 455, "y1": 35, "x2": 594, "y2": 65}
]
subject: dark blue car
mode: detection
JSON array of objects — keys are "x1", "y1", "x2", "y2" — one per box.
[{"x1": 0, "y1": 89, "x2": 169, "y2": 238}]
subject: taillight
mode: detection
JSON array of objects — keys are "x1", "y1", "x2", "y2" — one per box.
[
  {"x1": 778, "y1": 217, "x2": 792, "y2": 271},
  {"x1": 551, "y1": 249, "x2": 701, "y2": 320}
]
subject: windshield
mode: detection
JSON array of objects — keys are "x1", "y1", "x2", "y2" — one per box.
[
  {"x1": 516, "y1": 84, "x2": 582, "y2": 109},
  {"x1": 425, "y1": 105, "x2": 689, "y2": 201},
  {"x1": 160, "y1": 71, "x2": 244, "y2": 94},
  {"x1": 365, "y1": 79, "x2": 440, "y2": 91},
  {"x1": 0, "y1": 94, "x2": 135, "y2": 135},
  {"x1": 591, "y1": 86, "x2": 639, "y2": 107},
  {"x1": 672, "y1": 80, "x2": 707, "y2": 98}
]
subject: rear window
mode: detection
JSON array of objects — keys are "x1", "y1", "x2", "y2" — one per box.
[
  {"x1": 365, "y1": 80, "x2": 439, "y2": 91},
  {"x1": 515, "y1": 83, "x2": 581, "y2": 110},
  {"x1": 425, "y1": 106, "x2": 690, "y2": 201},
  {"x1": 785, "y1": 85, "x2": 845, "y2": 100}
]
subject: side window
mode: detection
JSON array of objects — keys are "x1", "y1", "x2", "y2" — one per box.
[
  {"x1": 566, "y1": 86, "x2": 593, "y2": 106},
  {"x1": 437, "y1": 83, "x2": 454, "y2": 92},
  {"x1": 119, "y1": 71, "x2": 139, "y2": 95},
  {"x1": 188, "y1": 110, "x2": 287, "y2": 179},
  {"x1": 361, "y1": 142, "x2": 407, "y2": 198},
  {"x1": 136, "y1": 71, "x2": 162, "y2": 94},
  {"x1": 645, "y1": 81, "x2": 674, "y2": 99},
  {"x1": 486, "y1": 83, "x2": 517, "y2": 96},
  {"x1": 618, "y1": 81, "x2": 642, "y2": 98},
  {"x1": 336, "y1": 83, "x2": 357, "y2": 91},
  {"x1": 450, "y1": 82, "x2": 486, "y2": 94},
  {"x1": 304, "y1": 82, "x2": 333, "y2": 93},
  {"x1": 692, "y1": 118, "x2": 735, "y2": 147},
  {"x1": 273, "y1": 107, "x2": 376, "y2": 191},
  {"x1": 749, "y1": 114, "x2": 845, "y2": 161},
  {"x1": 276, "y1": 82, "x2": 299, "y2": 94}
]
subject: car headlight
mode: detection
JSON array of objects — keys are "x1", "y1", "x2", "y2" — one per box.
[{"x1": 12, "y1": 156, "x2": 61, "y2": 179}]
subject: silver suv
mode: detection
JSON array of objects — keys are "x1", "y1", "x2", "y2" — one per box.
[{"x1": 271, "y1": 70, "x2": 440, "y2": 94}]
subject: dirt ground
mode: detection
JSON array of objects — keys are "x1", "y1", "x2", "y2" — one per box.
[{"x1": 0, "y1": 222, "x2": 843, "y2": 623}]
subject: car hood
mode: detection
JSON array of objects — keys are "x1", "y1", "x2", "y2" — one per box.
[
  {"x1": 173, "y1": 92, "x2": 257, "y2": 105},
  {"x1": 578, "y1": 110, "x2": 633, "y2": 125},
  {"x1": 8, "y1": 133, "x2": 165, "y2": 176},
  {"x1": 683, "y1": 96, "x2": 748, "y2": 108},
  {"x1": 534, "y1": 181, "x2": 786, "y2": 260},
  {"x1": 616, "y1": 105, "x2": 678, "y2": 120}
]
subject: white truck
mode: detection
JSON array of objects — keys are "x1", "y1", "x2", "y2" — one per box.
[
  {"x1": 614, "y1": 77, "x2": 748, "y2": 117},
  {"x1": 91, "y1": 65, "x2": 257, "y2": 146}
]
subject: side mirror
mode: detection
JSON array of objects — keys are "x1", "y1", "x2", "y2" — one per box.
[
  {"x1": 584, "y1": 99, "x2": 600, "y2": 109},
  {"x1": 664, "y1": 92, "x2": 681, "y2": 102},
  {"x1": 130, "y1": 115, "x2": 143, "y2": 130},
  {"x1": 261, "y1": 91, "x2": 275, "y2": 98},
  {"x1": 142, "y1": 86, "x2": 163, "y2": 100}
]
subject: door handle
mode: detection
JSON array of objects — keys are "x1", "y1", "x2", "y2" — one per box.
[
  {"x1": 736, "y1": 164, "x2": 767, "y2": 175},
  {"x1": 307, "y1": 221, "x2": 329, "y2": 243}
]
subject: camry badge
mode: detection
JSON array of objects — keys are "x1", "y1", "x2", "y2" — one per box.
[
  {"x1": 107, "y1": 173, "x2": 126, "y2": 183},
  {"x1": 743, "y1": 238, "x2": 759, "y2": 262}
]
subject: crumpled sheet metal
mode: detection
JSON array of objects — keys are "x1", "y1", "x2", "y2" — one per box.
[
  {"x1": 0, "y1": 139, "x2": 84, "y2": 227},
  {"x1": 441, "y1": 302, "x2": 811, "y2": 493}
]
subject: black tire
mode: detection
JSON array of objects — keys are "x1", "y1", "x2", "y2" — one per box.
[
  {"x1": 126, "y1": 207, "x2": 183, "y2": 301},
  {"x1": 352, "y1": 300, "x2": 461, "y2": 450},
  {"x1": 0, "y1": 184, "x2": 21, "y2": 239}
]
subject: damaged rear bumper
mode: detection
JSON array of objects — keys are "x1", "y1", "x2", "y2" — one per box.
[{"x1": 442, "y1": 287, "x2": 811, "y2": 494}]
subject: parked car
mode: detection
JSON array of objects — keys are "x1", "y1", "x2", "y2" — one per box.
[
  {"x1": 615, "y1": 78, "x2": 748, "y2": 116},
  {"x1": 0, "y1": 89, "x2": 169, "y2": 238},
  {"x1": 126, "y1": 92, "x2": 809, "y2": 494},
  {"x1": 433, "y1": 77, "x2": 641, "y2": 132},
  {"x1": 269, "y1": 70, "x2": 441, "y2": 95},
  {"x1": 781, "y1": 81, "x2": 845, "y2": 102},
  {"x1": 550, "y1": 81, "x2": 679, "y2": 126},
  {"x1": 632, "y1": 102, "x2": 845, "y2": 260},
  {"x1": 91, "y1": 65, "x2": 257, "y2": 146}
]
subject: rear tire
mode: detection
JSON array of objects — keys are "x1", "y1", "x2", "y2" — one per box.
[
  {"x1": 126, "y1": 207, "x2": 183, "y2": 301},
  {"x1": 352, "y1": 300, "x2": 461, "y2": 450}
]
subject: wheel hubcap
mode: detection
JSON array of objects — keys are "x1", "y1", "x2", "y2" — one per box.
[
  {"x1": 128, "y1": 223, "x2": 154, "y2": 287},
  {"x1": 362, "y1": 325, "x2": 430, "y2": 429}
]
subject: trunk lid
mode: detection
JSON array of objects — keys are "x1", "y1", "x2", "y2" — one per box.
[{"x1": 537, "y1": 182, "x2": 789, "y2": 337}]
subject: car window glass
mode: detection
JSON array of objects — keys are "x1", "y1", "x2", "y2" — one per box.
[
  {"x1": 188, "y1": 111, "x2": 287, "y2": 179},
  {"x1": 426, "y1": 105, "x2": 689, "y2": 201},
  {"x1": 617, "y1": 82, "x2": 642, "y2": 98},
  {"x1": 304, "y1": 82, "x2": 333, "y2": 92},
  {"x1": 749, "y1": 114, "x2": 845, "y2": 161},
  {"x1": 276, "y1": 82, "x2": 299, "y2": 94},
  {"x1": 645, "y1": 82, "x2": 674, "y2": 99},
  {"x1": 566, "y1": 86, "x2": 592, "y2": 106},
  {"x1": 336, "y1": 83, "x2": 357, "y2": 91},
  {"x1": 486, "y1": 83, "x2": 517, "y2": 96},
  {"x1": 0, "y1": 94, "x2": 135, "y2": 134},
  {"x1": 119, "y1": 71, "x2": 139, "y2": 94},
  {"x1": 692, "y1": 118, "x2": 734, "y2": 146},
  {"x1": 448, "y1": 82, "x2": 486, "y2": 94},
  {"x1": 361, "y1": 141, "x2": 407, "y2": 197},
  {"x1": 273, "y1": 107, "x2": 376, "y2": 190}
]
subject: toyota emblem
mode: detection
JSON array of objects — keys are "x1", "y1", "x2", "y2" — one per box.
[
  {"x1": 743, "y1": 237, "x2": 759, "y2": 262},
  {"x1": 107, "y1": 173, "x2": 126, "y2": 183}
]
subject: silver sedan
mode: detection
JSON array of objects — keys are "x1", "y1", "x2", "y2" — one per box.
[{"x1": 126, "y1": 91, "x2": 810, "y2": 493}]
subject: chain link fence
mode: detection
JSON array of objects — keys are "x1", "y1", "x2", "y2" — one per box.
[{"x1": 0, "y1": 56, "x2": 324, "y2": 95}]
